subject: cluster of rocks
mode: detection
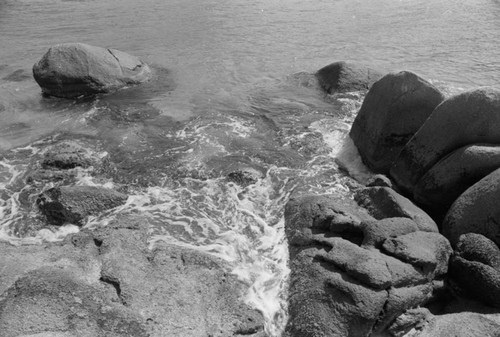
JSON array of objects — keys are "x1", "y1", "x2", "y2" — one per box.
[{"x1": 283, "y1": 61, "x2": 500, "y2": 336}]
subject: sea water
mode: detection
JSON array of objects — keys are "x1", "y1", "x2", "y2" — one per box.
[{"x1": 1, "y1": 0, "x2": 499, "y2": 335}]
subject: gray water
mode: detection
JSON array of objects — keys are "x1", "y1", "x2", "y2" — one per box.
[{"x1": 0, "y1": 0, "x2": 499, "y2": 335}]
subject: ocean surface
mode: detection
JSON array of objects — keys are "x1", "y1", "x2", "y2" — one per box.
[{"x1": 1, "y1": 0, "x2": 499, "y2": 335}]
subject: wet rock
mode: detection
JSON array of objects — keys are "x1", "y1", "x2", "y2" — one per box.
[
  {"x1": 350, "y1": 71, "x2": 444, "y2": 173},
  {"x1": 316, "y1": 61, "x2": 383, "y2": 94},
  {"x1": 36, "y1": 185, "x2": 128, "y2": 225},
  {"x1": 354, "y1": 186, "x2": 438, "y2": 232},
  {"x1": 33, "y1": 43, "x2": 152, "y2": 98},
  {"x1": 25, "y1": 169, "x2": 76, "y2": 185},
  {"x1": 414, "y1": 144, "x2": 500, "y2": 212},
  {"x1": 361, "y1": 217, "x2": 419, "y2": 249},
  {"x1": 366, "y1": 174, "x2": 393, "y2": 188},
  {"x1": 227, "y1": 167, "x2": 264, "y2": 187},
  {"x1": 2, "y1": 69, "x2": 31, "y2": 82},
  {"x1": 443, "y1": 167, "x2": 500, "y2": 246},
  {"x1": 42, "y1": 141, "x2": 99, "y2": 169},
  {"x1": 390, "y1": 87, "x2": 500, "y2": 194},
  {"x1": 0, "y1": 214, "x2": 265, "y2": 337},
  {"x1": 288, "y1": 71, "x2": 321, "y2": 89},
  {"x1": 284, "y1": 194, "x2": 374, "y2": 248},
  {"x1": 382, "y1": 231, "x2": 452, "y2": 277}
]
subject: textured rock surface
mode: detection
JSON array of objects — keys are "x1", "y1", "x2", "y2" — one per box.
[
  {"x1": 37, "y1": 185, "x2": 128, "y2": 225},
  {"x1": 443, "y1": 167, "x2": 500, "y2": 246},
  {"x1": 316, "y1": 61, "x2": 383, "y2": 94},
  {"x1": 414, "y1": 144, "x2": 500, "y2": 211},
  {"x1": 33, "y1": 43, "x2": 152, "y2": 98},
  {"x1": 391, "y1": 87, "x2": 500, "y2": 194},
  {"x1": 354, "y1": 187, "x2": 438, "y2": 233},
  {"x1": 0, "y1": 215, "x2": 265, "y2": 337},
  {"x1": 41, "y1": 141, "x2": 99, "y2": 169},
  {"x1": 284, "y1": 194, "x2": 450, "y2": 337},
  {"x1": 350, "y1": 71, "x2": 444, "y2": 173}
]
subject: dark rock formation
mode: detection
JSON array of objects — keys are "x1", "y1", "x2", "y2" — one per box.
[
  {"x1": 0, "y1": 215, "x2": 265, "y2": 336},
  {"x1": 390, "y1": 87, "x2": 500, "y2": 194},
  {"x1": 227, "y1": 167, "x2": 264, "y2": 187},
  {"x1": 449, "y1": 233, "x2": 500, "y2": 308},
  {"x1": 37, "y1": 185, "x2": 128, "y2": 225},
  {"x1": 42, "y1": 141, "x2": 98, "y2": 169},
  {"x1": 414, "y1": 144, "x2": 500, "y2": 212},
  {"x1": 284, "y1": 194, "x2": 451, "y2": 337},
  {"x1": 442, "y1": 167, "x2": 500, "y2": 246},
  {"x1": 350, "y1": 71, "x2": 444, "y2": 173},
  {"x1": 354, "y1": 187, "x2": 438, "y2": 233},
  {"x1": 316, "y1": 61, "x2": 383, "y2": 94},
  {"x1": 33, "y1": 43, "x2": 152, "y2": 98}
]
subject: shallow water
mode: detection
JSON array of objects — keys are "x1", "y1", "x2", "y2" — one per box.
[{"x1": 1, "y1": 0, "x2": 500, "y2": 334}]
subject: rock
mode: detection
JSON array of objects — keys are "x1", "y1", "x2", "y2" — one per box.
[
  {"x1": 382, "y1": 231, "x2": 452, "y2": 277},
  {"x1": 284, "y1": 194, "x2": 374, "y2": 248},
  {"x1": 284, "y1": 194, "x2": 448, "y2": 337},
  {"x1": 42, "y1": 141, "x2": 99, "y2": 169},
  {"x1": 350, "y1": 71, "x2": 444, "y2": 173},
  {"x1": 227, "y1": 167, "x2": 263, "y2": 187},
  {"x1": 33, "y1": 43, "x2": 152, "y2": 98},
  {"x1": 391, "y1": 87, "x2": 500, "y2": 194},
  {"x1": 366, "y1": 174, "x2": 393, "y2": 188},
  {"x1": 2, "y1": 69, "x2": 31, "y2": 82},
  {"x1": 455, "y1": 233, "x2": 500, "y2": 270},
  {"x1": 315, "y1": 61, "x2": 383, "y2": 94},
  {"x1": 414, "y1": 144, "x2": 500, "y2": 211},
  {"x1": 361, "y1": 217, "x2": 419, "y2": 249},
  {"x1": 36, "y1": 185, "x2": 128, "y2": 225},
  {"x1": 443, "y1": 167, "x2": 500, "y2": 246},
  {"x1": 354, "y1": 187, "x2": 438, "y2": 233},
  {"x1": 0, "y1": 215, "x2": 265, "y2": 337},
  {"x1": 388, "y1": 309, "x2": 500, "y2": 337}
]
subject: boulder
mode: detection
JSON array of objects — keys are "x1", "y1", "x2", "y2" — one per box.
[
  {"x1": 366, "y1": 174, "x2": 393, "y2": 188},
  {"x1": 315, "y1": 61, "x2": 383, "y2": 94},
  {"x1": 36, "y1": 185, "x2": 128, "y2": 225},
  {"x1": 414, "y1": 144, "x2": 500, "y2": 211},
  {"x1": 391, "y1": 87, "x2": 500, "y2": 194},
  {"x1": 350, "y1": 71, "x2": 444, "y2": 173},
  {"x1": 33, "y1": 43, "x2": 152, "y2": 98},
  {"x1": 382, "y1": 231, "x2": 452, "y2": 277},
  {"x1": 354, "y1": 187, "x2": 438, "y2": 232},
  {"x1": 443, "y1": 167, "x2": 500, "y2": 246},
  {"x1": 360, "y1": 217, "x2": 419, "y2": 249},
  {"x1": 284, "y1": 194, "x2": 449, "y2": 337},
  {"x1": 42, "y1": 141, "x2": 100, "y2": 169},
  {"x1": 455, "y1": 233, "x2": 500, "y2": 270}
]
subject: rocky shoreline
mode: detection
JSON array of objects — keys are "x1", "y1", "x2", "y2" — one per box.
[{"x1": 1, "y1": 45, "x2": 500, "y2": 336}]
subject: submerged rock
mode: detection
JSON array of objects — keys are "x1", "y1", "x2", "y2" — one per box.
[
  {"x1": 316, "y1": 61, "x2": 383, "y2": 94},
  {"x1": 42, "y1": 140, "x2": 99, "y2": 169},
  {"x1": 37, "y1": 185, "x2": 128, "y2": 225},
  {"x1": 33, "y1": 43, "x2": 152, "y2": 98},
  {"x1": 227, "y1": 167, "x2": 264, "y2": 187},
  {"x1": 390, "y1": 87, "x2": 500, "y2": 194},
  {"x1": 350, "y1": 71, "x2": 444, "y2": 173}
]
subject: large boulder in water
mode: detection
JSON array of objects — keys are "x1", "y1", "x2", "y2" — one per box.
[
  {"x1": 443, "y1": 167, "x2": 500, "y2": 246},
  {"x1": 414, "y1": 144, "x2": 500, "y2": 211},
  {"x1": 315, "y1": 61, "x2": 383, "y2": 94},
  {"x1": 390, "y1": 87, "x2": 500, "y2": 194},
  {"x1": 349, "y1": 71, "x2": 444, "y2": 173},
  {"x1": 33, "y1": 43, "x2": 152, "y2": 98},
  {"x1": 37, "y1": 185, "x2": 128, "y2": 225}
]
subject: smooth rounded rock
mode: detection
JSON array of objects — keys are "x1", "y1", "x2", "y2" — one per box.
[
  {"x1": 33, "y1": 43, "x2": 152, "y2": 98},
  {"x1": 414, "y1": 144, "x2": 500, "y2": 211},
  {"x1": 316, "y1": 61, "x2": 383, "y2": 94},
  {"x1": 350, "y1": 71, "x2": 444, "y2": 173},
  {"x1": 443, "y1": 167, "x2": 500, "y2": 246},
  {"x1": 391, "y1": 87, "x2": 500, "y2": 194}
]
